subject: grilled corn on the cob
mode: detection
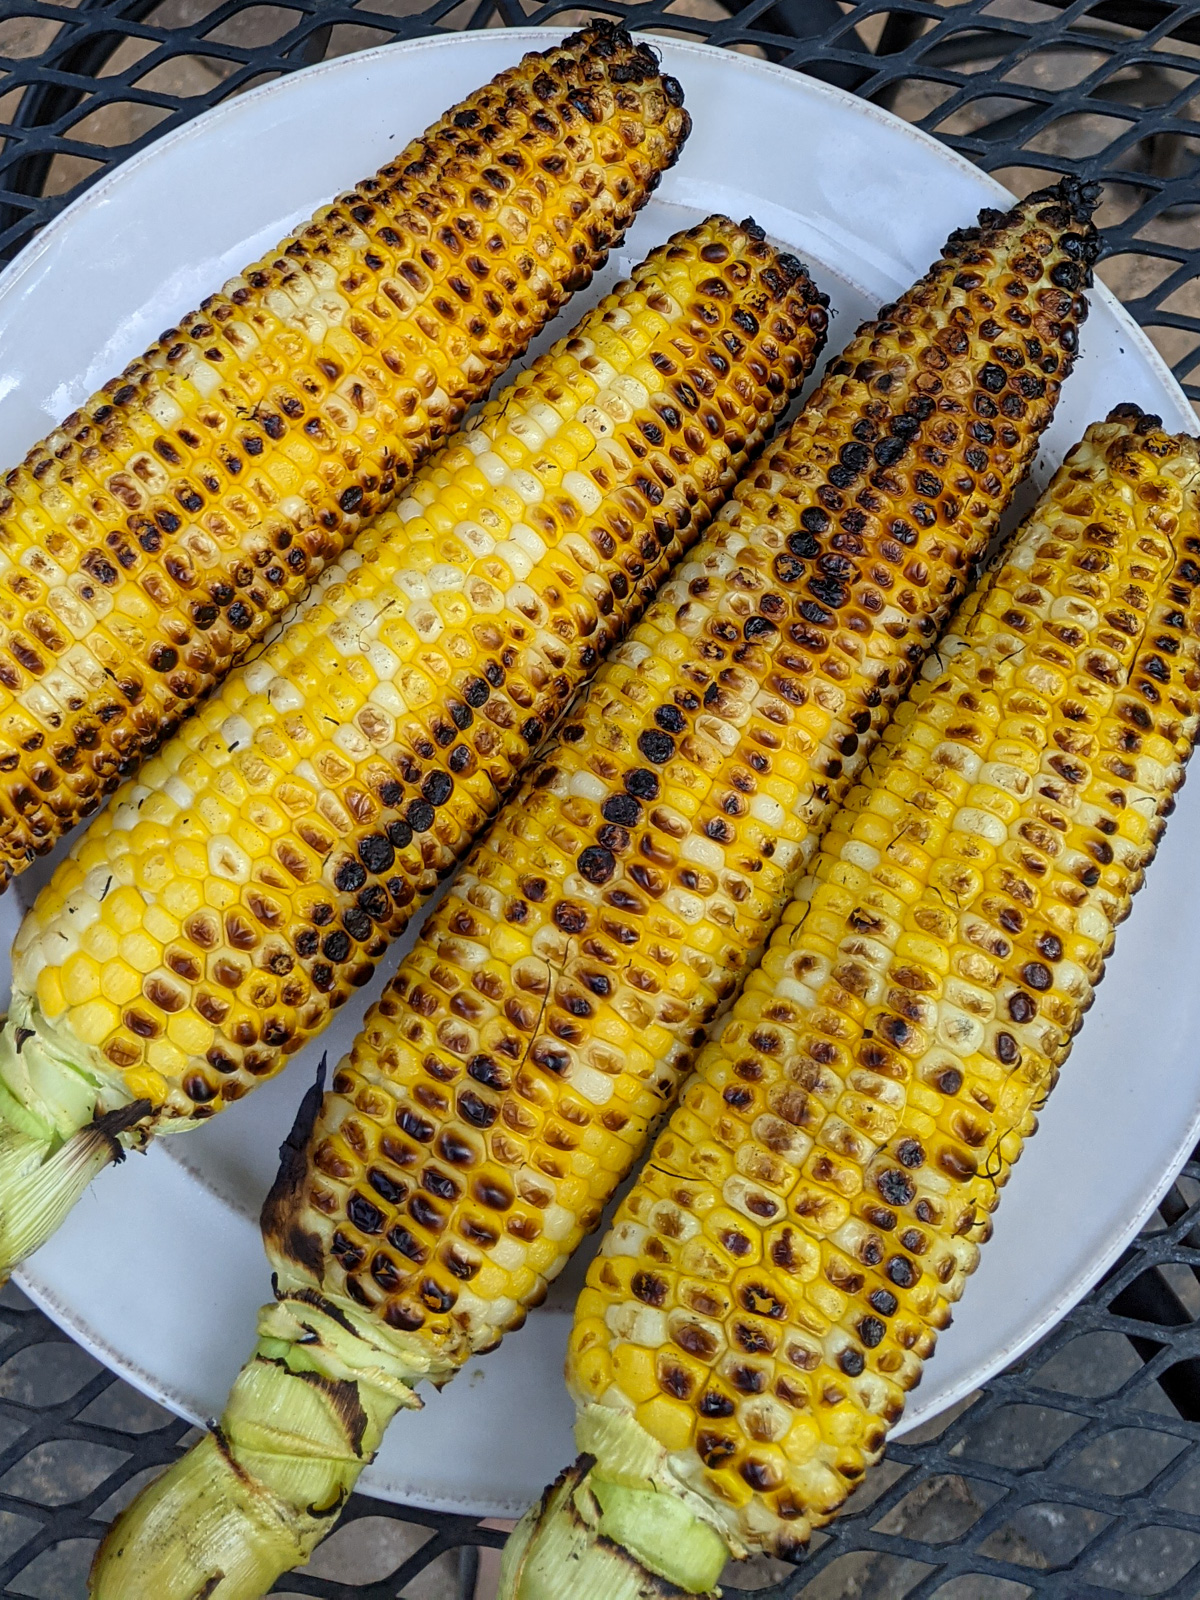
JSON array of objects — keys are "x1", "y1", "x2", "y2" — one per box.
[
  {"x1": 0, "y1": 22, "x2": 690, "y2": 884},
  {"x1": 0, "y1": 217, "x2": 827, "y2": 1272},
  {"x1": 90, "y1": 180, "x2": 1099, "y2": 1600},
  {"x1": 496, "y1": 407, "x2": 1200, "y2": 1598}
]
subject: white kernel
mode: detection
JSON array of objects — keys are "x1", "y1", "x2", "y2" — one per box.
[
  {"x1": 454, "y1": 520, "x2": 494, "y2": 557},
  {"x1": 507, "y1": 469, "x2": 544, "y2": 505},
  {"x1": 268, "y1": 677, "x2": 304, "y2": 714},
  {"x1": 396, "y1": 497, "x2": 424, "y2": 522},
  {"x1": 840, "y1": 840, "x2": 880, "y2": 870},
  {"x1": 605, "y1": 1304, "x2": 666, "y2": 1347},
  {"x1": 370, "y1": 682, "x2": 407, "y2": 718},
  {"x1": 510, "y1": 523, "x2": 547, "y2": 563},
  {"x1": 954, "y1": 806, "x2": 1007, "y2": 844},
  {"x1": 145, "y1": 391, "x2": 183, "y2": 429},
  {"x1": 508, "y1": 417, "x2": 546, "y2": 452},
  {"x1": 610, "y1": 374, "x2": 649, "y2": 410},
  {"x1": 750, "y1": 795, "x2": 785, "y2": 828},
  {"x1": 394, "y1": 570, "x2": 430, "y2": 602},
  {"x1": 208, "y1": 835, "x2": 251, "y2": 883},
  {"x1": 474, "y1": 451, "x2": 507, "y2": 486},
  {"x1": 220, "y1": 716, "x2": 253, "y2": 752},
  {"x1": 569, "y1": 771, "x2": 608, "y2": 802},
  {"x1": 681, "y1": 836, "x2": 722, "y2": 870},
  {"x1": 406, "y1": 603, "x2": 443, "y2": 644},
  {"x1": 938, "y1": 1005, "x2": 985, "y2": 1053},
  {"x1": 495, "y1": 542, "x2": 533, "y2": 582},
  {"x1": 978, "y1": 762, "x2": 1032, "y2": 798},
  {"x1": 525, "y1": 402, "x2": 563, "y2": 436},
  {"x1": 605, "y1": 1221, "x2": 649, "y2": 1257},
  {"x1": 428, "y1": 564, "x2": 464, "y2": 594},
  {"x1": 242, "y1": 660, "x2": 274, "y2": 696},
  {"x1": 164, "y1": 776, "x2": 194, "y2": 810},
  {"x1": 663, "y1": 889, "x2": 704, "y2": 924},
  {"x1": 563, "y1": 470, "x2": 603, "y2": 515}
]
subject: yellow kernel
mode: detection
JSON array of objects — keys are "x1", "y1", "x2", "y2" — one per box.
[
  {"x1": 146, "y1": 1039, "x2": 187, "y2": 1077},
  {"x1": 100, "y1": 962, "x2": 142, "y2": 1007},
  {"x1": 120, "y1": 933, "x2": 161, "y2": 975},
  {"x1": 570, "y1": 1343, "x2": 612, "y2": 1400},
  {"x1": 36, "y1": 968, "x2": 65, "y2": 1019},
  {"x1": 59, "y1": 955, "x2": 99, "y2": 1007},
  {"x1": 636, "y1": 1395, "x2": 694, "y2": 1453},
  {"x1": 161, "y1": 879, "x2": 204, "y2": 919},
  {"x1": 70, "y1": 1000, "x2": 120, "y2": 1047},
  {"x1": 612, "y1": 1343, "x2": 658, "y2": 1404},
  {"x1": 167, "y1": 1013, "x2": 213, "y2": 1056},
  {"x1": 106, "y1": 886, "x2": 146, "y2": 935},
  {"x1": 143, "y1": 906, "x2": 180, "y2": 946},
  {"x1": 124, "y1": 1066, "x2": 168, "y2": 1106}
]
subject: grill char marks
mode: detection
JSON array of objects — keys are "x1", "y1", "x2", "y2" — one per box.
[
  {"x1": 0, "y1": 21, "x2": 694, "y2": 886},
  {"x1": 571, "y1": 411, "x2": 1199, "y2": 1561},
  {"x1": 261, "y1": 184, "x2": 1099, "y2": 1387},
  {"x1": 14, "y1": 216, "x2": 826, "y2": 1130}
]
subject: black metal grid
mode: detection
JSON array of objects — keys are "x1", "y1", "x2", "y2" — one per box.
[{"x1": 0, "y1": 2, "x2": 1198, "y2": 1596}]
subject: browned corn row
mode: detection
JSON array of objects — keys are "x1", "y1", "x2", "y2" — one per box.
[
  {"x1": 260, "y1": 179, "x2": 1100, "y2": 1369},
  {"x1": 9, "y1": 218, "x2": 823, "y2": 1149},
  {"x1": 0, "y1": 21, "x2": 689, "y2": 885},
  {"x1": 566, "y1": 409, "x2": 1200, "y2": 1565}
]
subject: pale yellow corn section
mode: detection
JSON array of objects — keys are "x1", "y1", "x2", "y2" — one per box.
[
  {"x1": 9, "y1": 219, "x2": 825, "y2": 1126},
  {"x1": 569, "y1": 411, "x2": 1200, "y2": 1559},
  {"x1": 259, "y1": 183, "x2": 1101, "y2": 1386},
  {"x1": 0, "y1": 22, "x2": 690, "y2": 885}
]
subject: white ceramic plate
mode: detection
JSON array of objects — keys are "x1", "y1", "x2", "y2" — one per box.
[{"x1": 0, "y1": 29, "x2": 1194, "y2": 1520}]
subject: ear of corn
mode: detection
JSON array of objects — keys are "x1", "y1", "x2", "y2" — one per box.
[
  {"x1": 497, "y1": 408, "x2": 1200, "y2": 1598},
  {"x1": 0, "y1": 22, "x2": 690, "y2": 886},
  {"x1": 0, "y1": 219, "x2": 827, "y2": 1275},
  {"x1": 89, "y1": 180, "x2": 1100, "y2": 1600}
]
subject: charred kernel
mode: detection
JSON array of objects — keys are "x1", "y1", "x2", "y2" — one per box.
[
  {"x1": 334, "y1": 859, "x2": 367, "y2": 893},
  {"x1": 839, "y1": 1347, "x2": 865, "y2": 1376},
  {"x1": 368, "y1": 1168, "x2": 407, "y2": 1205},
  {"x1": 626, "y1": 768, "x2": 660, "y2": 801},
  {"x1": 346, "y1": 1192, "x2": 385, "y2": 1234},
  {"x1": 896, "y1": 1139, "x2": 924, "y2": 1169},
  {"x1": 886, "y1": 1255, "x2": 917, "y2": 1288},
  {"x1": 655, "y1": 705, "x2": 686, "y2": 733},
  {"x1": 1022, "y1": 961, "x2": 1053, "y2": 991},
  {"x1": 699, "y1": 1390, "x2": 735, "y2": 1418},
  {"x1": 877, "y1": 1168, "x2": 915, "y2": 1206},
  {"x1": 407, "y1": 800, "x2": 435, "y2": 833},
  {"x1": 423, "y1": 771, "x2": 453, "y2": 807},
  {"x1": 387, "y1": 819, "x2": 414, "y2": 849},
  {"x1": 359, "y1": 835, "x2": 394, "y2": 875},
  {"x1": 858, "y1": 1316, "x2": 886, "y2": 1348},
  {"x1": 322, "y1": 931, "x2": 351, "y2": 962},
  {"x1": 870, "y1": 1288, "x2": 899, "y2": 1317},
  {"x1": 602, "y1": 794, "x2": 641, "y2": 827},
  {"x1": 577, "y1": 846, "x2": 616, "y2": 884},
  {"x1": 638, "y1": 729, "x2": 674, "y2": 764},
  {"x1": 1037, "y1": 933, "x2": 1063, "y2": 962},
  {"x1": 1009, "y1": 991, "x2": 1037, "y2": 1023},
  {"x1": 995, "y1": 1032, "x2": 1020, "y2": 1065}
]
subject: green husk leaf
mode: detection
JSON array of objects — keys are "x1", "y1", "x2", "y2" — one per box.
[
  {"x1": 90, "y1": 1297, "x2": 419, "y2": 1599},
  {"x1": 498, "y1": 1455, "x2": 728, "y2": 1600}
]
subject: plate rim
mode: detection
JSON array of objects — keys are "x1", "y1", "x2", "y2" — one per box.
[
  {"x1": 3, "y1": 24, "x2": 1195, "y2": 1497},
  {"x1": 0, "y1": 26, "x2": 1191, "y2": 438}
]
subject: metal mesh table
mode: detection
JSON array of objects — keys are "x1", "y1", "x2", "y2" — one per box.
[{"x1": 0, "y1": 1, "x2": 1199, "y2": 1596}]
